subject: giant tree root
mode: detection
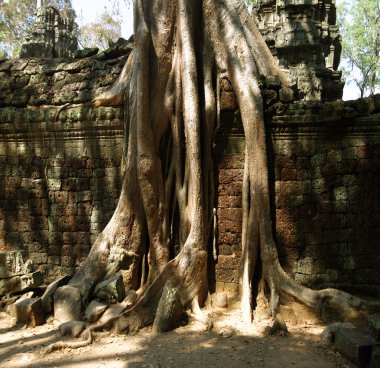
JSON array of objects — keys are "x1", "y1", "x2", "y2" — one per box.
[
  {"x1": 52, "y1": 0, "x2": 376, "y2": 342},
  {"x1": 43, "y1": 328, "x2": 93, "y2": 355}
]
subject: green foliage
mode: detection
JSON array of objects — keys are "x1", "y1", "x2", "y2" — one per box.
[
  {"x1": 77, "y1": 1, "x2": 123, "y2": 51},
  {"x1": 338, "y1": 0, "x2": 380, "y2": 97}
]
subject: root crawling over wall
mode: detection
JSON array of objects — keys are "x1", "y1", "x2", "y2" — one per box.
[{"x1": 53, "y1": 0, "x2": 373, "y2": 337}]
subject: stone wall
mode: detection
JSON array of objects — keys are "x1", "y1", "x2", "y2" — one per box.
[
  {"x1": 0, "y1": 53, "x2": 128, "y2": 280},
  {"x1": 1, "y1": 53, "x2": 380, "y2": 297},
  {"x1": 214, "y1": 90, "x2": 380, "y2": 298}
]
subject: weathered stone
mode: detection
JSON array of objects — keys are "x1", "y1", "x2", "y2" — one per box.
[
  {"x1": 85, "y1": 300, "x2": 108, "y2": 323},
  {"x1": 14, "y1": 297, "x2": 46, "y2": 326},
  {"x1": 20, "y1": 271, "x2": 44, "y2": 289},
  {"x1": 321, "y1": 322, "x2": 355, "y2": 346},
  {"x1": 94, "y1": 275, "x2": 125, "y2": 304},
  {"x1": 59, "y1": 321, "x2": 86, "y2": 338},
  {"x1": 96, "y1": 37, "x2": 132, "y2": 60},
  {"x1": 74, "y1": 48, "x2": 99, "y2": 59},
  {"x1": 0, "y1": 250, "x2": 26, "y2": 278},
  {"x1": 357, "y1": 97, "x2": 375, "y2": 115},
  {"x1": 54, "y1": 285, "x2": 82, "y2": 323},
  {"x1": 278, "y1": 305, "x2": 299, "y2": 325},
  {"x1": 212, "y1": 293, "x2": 228, "y2": 308},
  {"x1": 19, "y1": 5, "x2": 77, "y2": 59},
  {"x1": 41, "y1": 275, "x2": 71, "y2": 314},
  {"x1": 0, "y1": 271, "x2": 43, "y2": 296},
  {"x1": 373, "y1": 94, "x2": 380, "y2": 112},
  {"x1": 153, "y1": 282, "x2": 184, "y2": 333},
  {"x1": 269, "y1": 314, "x2": 288, "y2": 335},
  {"x1": 99, "y1": 303, "x2": 125, "y2": 323},
  {"x1": 335, "y1": 327, "x2": 375, "y2": 367},
  {"x1": 279, "y1": 87, "x2": 294, "y2": 103}
]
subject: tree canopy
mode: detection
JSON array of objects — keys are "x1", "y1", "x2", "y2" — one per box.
[
  {"x1": 77, "y1": 2, "x2": 123, "y2": 51},
  {"x1": 338, "y1": 0, "x2": 380, "y2": 97}
]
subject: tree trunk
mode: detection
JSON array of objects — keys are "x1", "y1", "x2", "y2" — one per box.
[{"x1": 56, "y1": 0, "x2": 371, "y2": 332}]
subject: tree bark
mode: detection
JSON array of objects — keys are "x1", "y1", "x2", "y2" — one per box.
[{"x1": 56, "y1": 0, "x2": 372, "y2": 333}]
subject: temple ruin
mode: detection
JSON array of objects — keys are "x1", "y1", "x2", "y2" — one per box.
[
  {"x1": 19, "y1": 0, "x2": 77, "y2": 59},
  {"x1": 0, "y1": 0, "x2": 379, "y2": 305}
]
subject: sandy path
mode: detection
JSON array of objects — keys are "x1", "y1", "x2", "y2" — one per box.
[{"x1": 0, "y1": 310, "x2": 355, "y2": 368}]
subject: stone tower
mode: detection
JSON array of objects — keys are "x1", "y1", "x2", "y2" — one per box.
[
  {"x1": 19, "y1": 1, "x2": 77, "y2": 59},
  {"x1": 253, "y1": 0, "x2": 343, "y2": 101}
]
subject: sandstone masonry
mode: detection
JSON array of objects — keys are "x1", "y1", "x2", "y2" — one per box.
[{"x1": 0, "y1": 45, "x2": 379, "y2": 298}]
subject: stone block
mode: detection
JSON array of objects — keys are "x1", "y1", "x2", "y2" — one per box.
[
  {"x1": 373, "y1": 94, "x2": 380, "y2": 112},
  {"x1": 94, "y1": 274, "x2": 125, "y2": 304},
  {"x1": 357, "y1": 97, "x2": 375, "y2": 115},
  {"x1": 0, "y1": 271, "x2": 43, "y2": 296},
  {"x1": 0, "y1": 277, "x2": 21, "y2": 296},
  {"x1": 153, "y1": 282, "x2": 184, "y2": 333},
  {"x1": 335, "y1": 327, "x2": 375, "y2": 367},
  {"x1": 85, "y1": 300, "x2": 108, "y2": 323},
  {"x1": 41, "y1": 275, "x2": 71, "y2": 313},
  {"x1": 14, "y1": 297, "x2": 46, "y2": 326},
  {"x1": 20, "y1": 271, "x2": 44, "y2": 288},
  {"x1": 0, "y1": 250, "x2": 26, "y2": 278},
  {"x1": 59, "y1": 321, "x2": 86, "y2": 338},
  {"x1": 54, "y1": 285, "x2": 82, "y2": 323},
  {"x1": 212, "y1": 293, "x2": 228, "y2": 308},
  {"x1": 279, "y1": 87, "x2": 294, "y2": 103}
]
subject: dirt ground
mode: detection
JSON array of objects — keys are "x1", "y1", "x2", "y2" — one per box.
[{"x1": 0, "y1": 308, "x2": 356, "y2": 368}]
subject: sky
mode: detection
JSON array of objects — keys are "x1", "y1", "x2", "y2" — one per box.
[
  {"x1": 72, "y1": 0, "x2": 134, "y2": 39},
  {"x1": 70, "y1": 0, "x2": 360, "y2": 100}
]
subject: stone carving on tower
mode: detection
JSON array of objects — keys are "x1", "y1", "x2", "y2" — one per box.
[
  {"x1": 19, "y1": 0, "x2": 78, "y2": 59},
  {"x1": 252, "y1": 0, "x2": 343, "y2": 101}
]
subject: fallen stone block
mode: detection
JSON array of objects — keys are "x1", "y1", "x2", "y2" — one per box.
[
  {"x1": 321, "y1": 322, "x2": 355, "y2": 346},
  {"x1": 41, "y1": 275, "x2": 71, "y2": 314},
  {"x1": 54, "y1": 285, "x2": 82, "y2": 323},
  {"x1": 20, "y1": 271, "x2": 43, "y2": 289},
  {"x1": 0, "y1": 271, "x2": 43, "y2": 296},
  {"x1": 85, "y1": 300, "x2": 108, "y2": 323},
  {"x1": 94, "y1": 275, "x2": 125, "y2": 304},
  {"x1": 335, "y1": 326, "x2": 375, "y2": 368},
  {"x1": 74, "y1": 47, "x2": 99, "y2": 59},
  {"x1": 14, "y1": 297, "x2": 46, "y2": 326},
  {"x1": 153, "y1": 282, "x2": 184, "y2": 333},
  {"x1": 59, "y1": 321, "x2": 86, "y2": 338}
]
